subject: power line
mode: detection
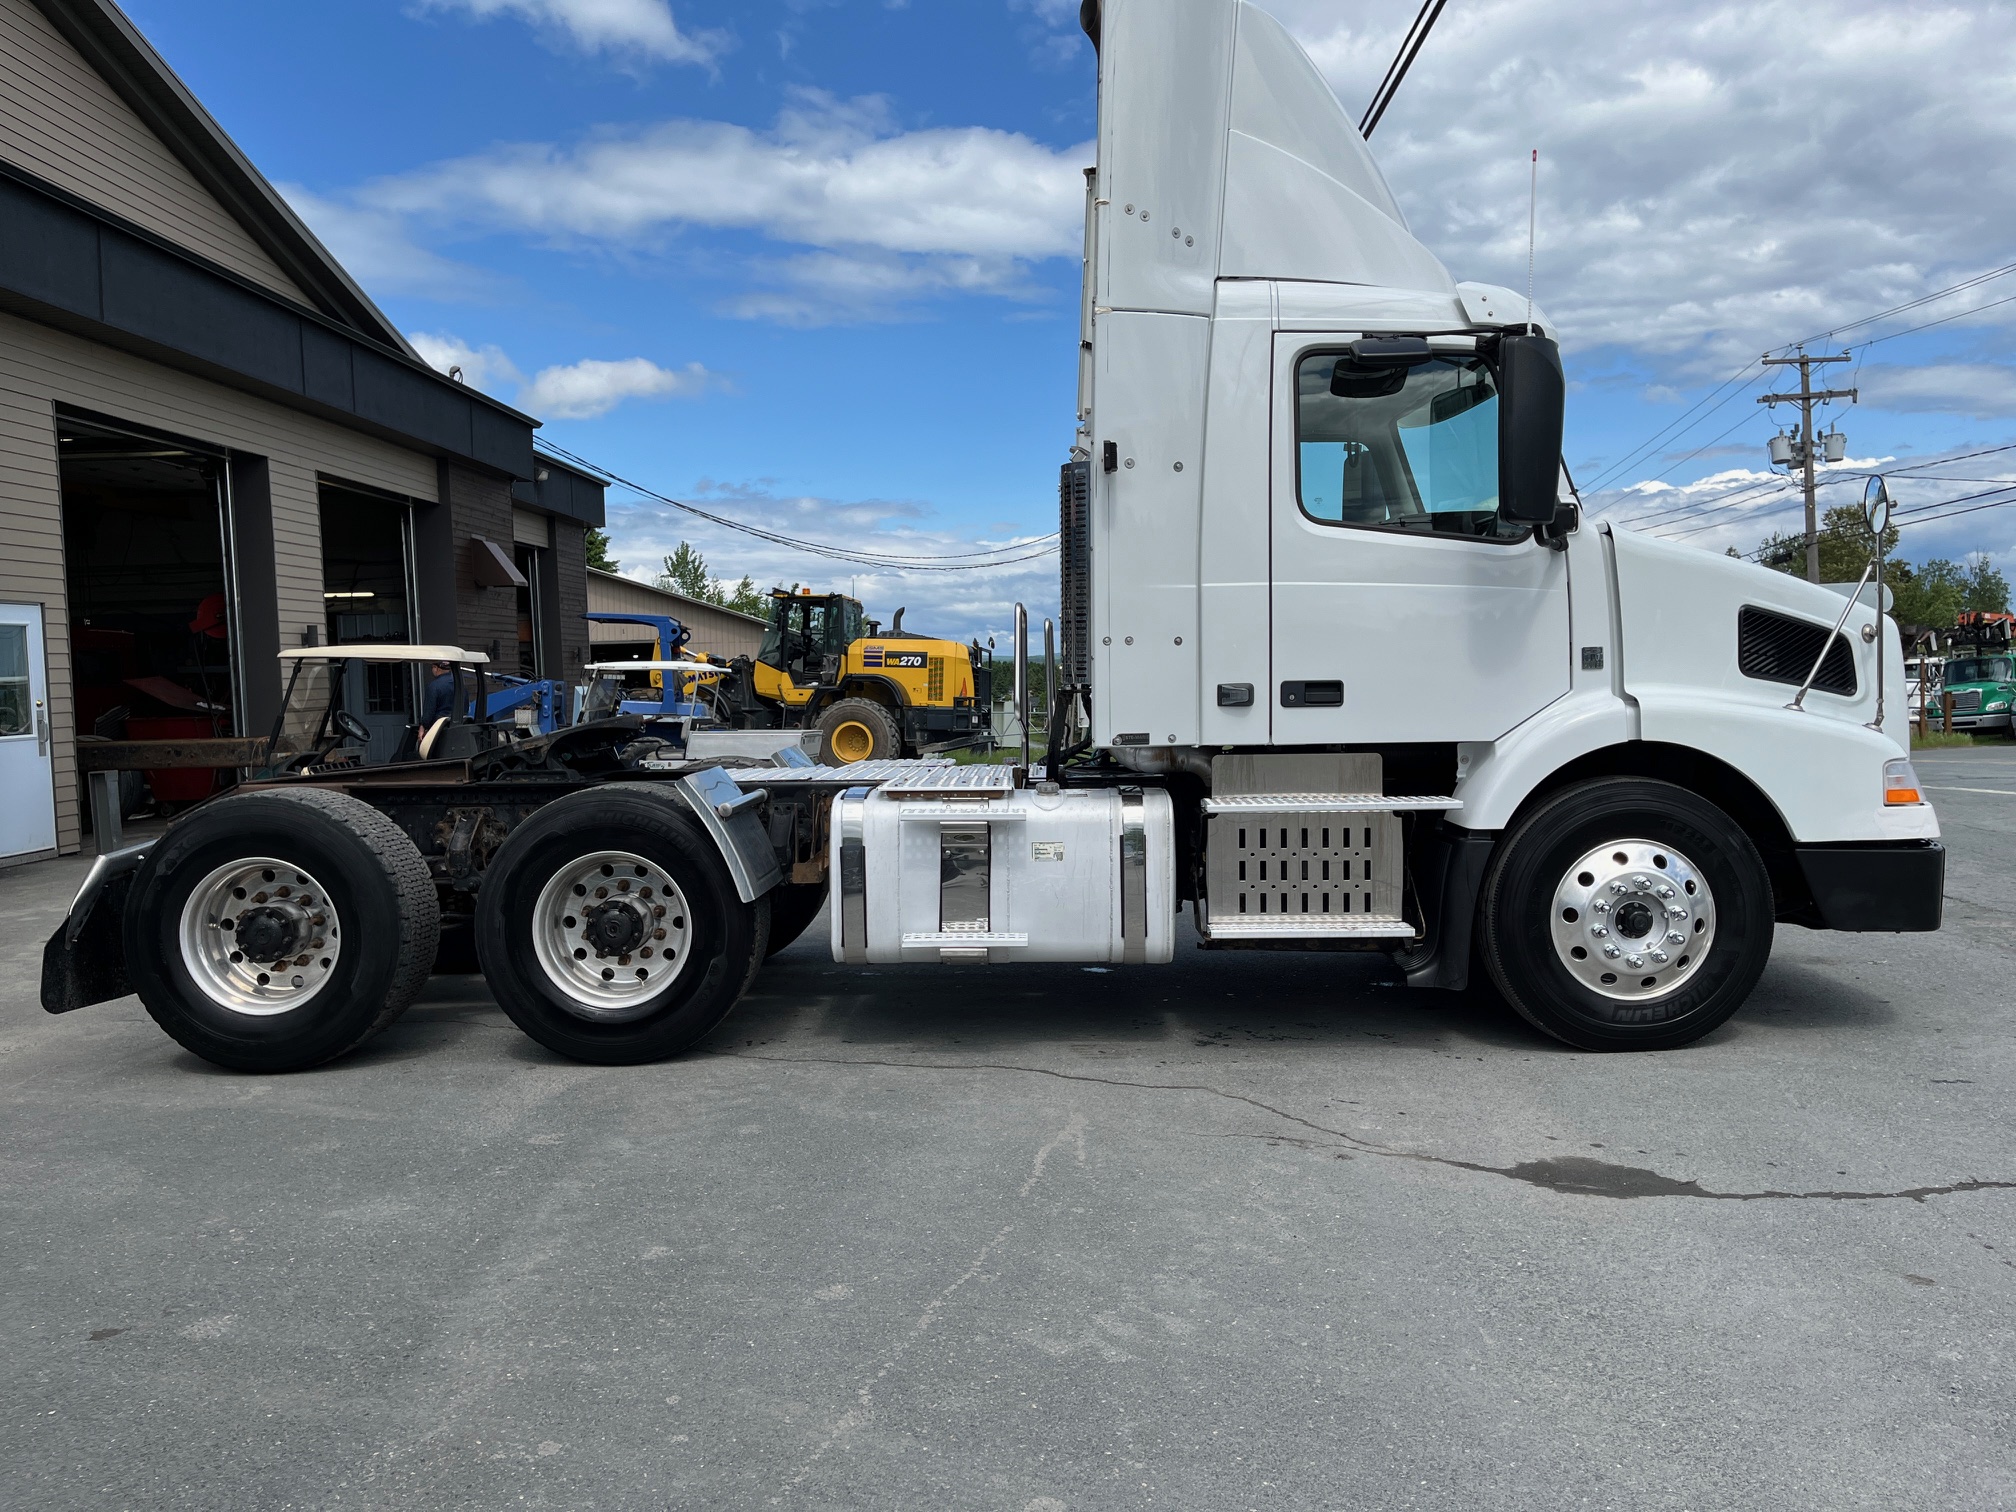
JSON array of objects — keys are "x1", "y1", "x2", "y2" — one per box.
[
  {"x1": 539, "y1": 440, "x2": 1059, "y2": 572},
  {"x1": 1583, "y1": 364, "x2": 1765, "y2": 493},
  {"x1": 1773, "y1": 259, "x2": 2016, "y2": 354},
  {"x1": 1360, "y1": 0, "x2": 1448, "y2": 139},
  {"x1": 1590, "y1": 261, "x2": 2016, "y2": 501}
]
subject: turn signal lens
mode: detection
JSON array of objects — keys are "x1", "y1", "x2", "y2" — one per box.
[{"x1": 1883, "y1": 758, "x2": 1924, "y2": 806}]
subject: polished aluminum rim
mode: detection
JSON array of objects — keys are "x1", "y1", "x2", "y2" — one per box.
[
  {"x1": 1550, "y1": 839, "x2": 1716, "y2": 1003},
  {"x1": 530, "y1": 850, "x2": 691, "y2": 1021},
  {"x1": 178, "y1": 857, "x2": 342, "y2": 1016}
]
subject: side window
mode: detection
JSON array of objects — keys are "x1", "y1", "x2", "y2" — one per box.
[{"x1": 1295, "y1": 350, "x2": 1518, "y2": 538}]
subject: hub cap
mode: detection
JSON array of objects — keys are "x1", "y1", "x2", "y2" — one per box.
[
  {"x1": 531, "y1": 851, "x2": 692, "y2": 1021},
  {"x1": 829, "y1": 719, "x2": 876, "y2": 763},
  {"x1": 178, "y1": 858, "x2": 342, "y2": 1015},
  {"x1": 1550, "y1": 839, "x2": 1717, "y2": 1002}
]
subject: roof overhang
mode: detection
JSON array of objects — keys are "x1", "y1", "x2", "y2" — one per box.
[{"x1": 0, "y1": 161, "x2": 539, "y2": 479}]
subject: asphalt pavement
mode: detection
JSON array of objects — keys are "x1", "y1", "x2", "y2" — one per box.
[{"x1": 2, "y1": 757, "x2": 2012, "y2": 1511}]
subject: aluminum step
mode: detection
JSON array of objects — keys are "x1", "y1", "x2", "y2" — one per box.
[
  {"x1": 1201, "y1": 913, "x2": 1415, "y2": 940},
  {"x1": 1201, "y1": 792, "x2": 1460, "y2": 814}
]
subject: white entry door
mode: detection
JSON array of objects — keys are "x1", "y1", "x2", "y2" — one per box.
[
  {"x1": 0, "y1": 604, "x2": 57, "y2": 860},
  {"x1": 1269, "y1": 333, "x2": 1571, "y2": 744}
]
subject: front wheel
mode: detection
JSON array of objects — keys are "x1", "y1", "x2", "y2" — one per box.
[
  {"x1": 1478, "y1": 778, "x2": 1774, "y2": 1051},
  {"x1": 475, "y1": 786, "x2": 767, "y2": 1064},
  {"x1": 817, "y1": 698, "x2": 901, "y2": 765}
]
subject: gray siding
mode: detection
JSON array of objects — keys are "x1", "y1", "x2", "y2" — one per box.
[
  {"x1": 0, "y1": 309, "x2": 438, "y2": 852},
  {"x1": 585, "y1": 569, "x2": 768, "y2": 662},
  {"x1": 0, "y1": 0, "x2": 310, "y2": 303}
]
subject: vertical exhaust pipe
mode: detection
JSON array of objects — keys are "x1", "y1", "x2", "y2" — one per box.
[
  {"x1": 1014, "y1": 602, "x2": 1030, "y2": 769},
  {"x1": 1043, "y1": 618, "x2": 1057, "y2": 758}
]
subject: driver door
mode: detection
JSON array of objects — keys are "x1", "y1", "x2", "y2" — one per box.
[{"x1": 1269, "y1": 332, "x2": 1571, "y2": 744}]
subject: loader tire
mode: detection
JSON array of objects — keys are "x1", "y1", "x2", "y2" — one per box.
[
  {"x1": 817, "y1": 699, "x2": 900, "y2": 765},
  {"x1": 475, "y1": 785, "x2": 767, "y2": 1064},
  {"x1": 125, "y1": 788, "x2": 439, "y2": 1073},
  {"x1": 1478, "y1": 777, "x2": 1773, "y2": 1052}
]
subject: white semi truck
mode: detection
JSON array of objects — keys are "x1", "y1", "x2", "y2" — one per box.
[{"x1": 41, "y1": 0, "x2": 1941, "y2": 1071}]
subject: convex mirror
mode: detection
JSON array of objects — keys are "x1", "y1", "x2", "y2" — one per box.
[{"x1": 1864, "y1": 474, "x2": 1893, "y2": 537}]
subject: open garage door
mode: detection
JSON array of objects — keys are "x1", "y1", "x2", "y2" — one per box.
[{"x1": 59, "y1": 414, "x2": 237, "y2": 821}]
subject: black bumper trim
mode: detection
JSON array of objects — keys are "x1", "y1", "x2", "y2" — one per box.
[{"x1": 1794, "y1": 841, "x2": 1944, "y2": 932}]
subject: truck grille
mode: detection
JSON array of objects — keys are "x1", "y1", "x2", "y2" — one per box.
[
  {"x1": 1952, "y1": 688, "x2": 1983, "y2": 715},
  {"x1": 1737, "y1": 606, "x2": 1858, "y2": 697},
  {"x1": 1059, "y1": 459, "x2": 1092, "y2": 686}
]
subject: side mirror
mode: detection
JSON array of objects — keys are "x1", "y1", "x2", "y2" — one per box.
[{"x1": 1497, "y1": 333, "x2": 1566, "y2": 525}]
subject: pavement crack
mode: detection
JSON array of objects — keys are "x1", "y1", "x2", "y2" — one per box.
[{"x1": 712, "y1": 1049, "x2": 2015, "y2": 1204}]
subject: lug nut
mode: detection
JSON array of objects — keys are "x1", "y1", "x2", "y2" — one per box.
[
  {"x1": 1590, "y1": 925, "x2": 1609, "y2": 938},
  {"x1": 1602, "y1": 944, "x2": 1621, "y2": 959},
  {"x1": 1667, "y1": 906, "x2": 1689, "y2": 921},
  {"x1": 1624, "y1": 954, "x2": 1644, "y2": 968},
  {"x1": 1650, "y1": 949, "x2": 1670, "y2": 964},
  {"x1": 1593, "y1": 899, "x2": 1611, "y2": 914},
  {"x1": 1667, "y1": 931, "x2": 1686, "y2": 945}
]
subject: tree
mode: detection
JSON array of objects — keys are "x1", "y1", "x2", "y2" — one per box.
[
  {"x1": 584, "y1": 527, "x2": 618, "y2": 573},
  {"x1": 1965, "y1": 554, "x2": 2011, "y2": 614},
  {"x1": 661, "y1": 542, "x2": 714, "y2": 602},
  {"x1": 723, "y1": 576, "x2": 767, "y2": 617},
  {"x1": 1889, "y1": 559, "x2": 1968, "y2": 632},
  {"x1": 1756, "y1": 503, "x2": 1895, "y2": 583}
]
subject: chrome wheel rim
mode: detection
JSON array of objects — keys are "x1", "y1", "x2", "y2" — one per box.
[
  {"x1": 178, "y1": 857, "x2": 342, "y2": 1016},
  {"x1": 530, "y1": 850, "x2": 691, "y2": 1021},
  {"x1": 1550, "y1": 839, "x2": 1716, "y2": 1003}
]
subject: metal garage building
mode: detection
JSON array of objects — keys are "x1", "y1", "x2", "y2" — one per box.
[
  {"x1": 585, "y1": 568, "x2": 768, "y2": 664},
  {"x1": 0, "y1": 0, "x2": 606, "y2": 863}
]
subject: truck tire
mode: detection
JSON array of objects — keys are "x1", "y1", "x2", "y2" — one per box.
[
  {"x1": 1477, "y1": 777, "x2": 1773, "y2": 1052},
  {"x1": 123, "y1": 788, "x2": 440, "y2": 1073},
  {"x1": 818, "y1": 698, "x2": 900, "y2": 765},
  {"x1": 474, "y1": 785, "x2": 768, "y2": 1064},
  {"x1": 764, "y1": 881, "x2": 829, "y2": 958}
]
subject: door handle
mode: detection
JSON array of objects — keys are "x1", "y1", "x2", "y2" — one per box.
[{"x1": 35, "y1": 701, "x2": 49, "y2": 756}]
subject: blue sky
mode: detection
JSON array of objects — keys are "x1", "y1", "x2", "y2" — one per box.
[{"x1": 121, "y1": 0, "x2": 2016, "y2": 634}]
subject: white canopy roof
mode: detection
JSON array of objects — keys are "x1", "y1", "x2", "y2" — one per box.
[
  {"x1": 278, "y1": 644, "x2": 490, "y2": 664},
  {"x1": 584, "y1": 661, "x2": 720, "y2": 674}
]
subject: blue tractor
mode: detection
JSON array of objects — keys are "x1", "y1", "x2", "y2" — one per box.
[{"x1": 580, "y1": 612, "x2": 719, "y2": 724}]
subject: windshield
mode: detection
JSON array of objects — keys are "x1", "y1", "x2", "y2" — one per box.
[
  {"x1": 1945, "y1": 658, "x2": 2013, "y2": 684},
  {"x1": 1296, "y1": 351, "x2": 1519, "y2": 538}
]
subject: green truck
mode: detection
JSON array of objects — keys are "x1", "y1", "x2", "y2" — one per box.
[{"x1": 1935, "y1": 654, "x2": 2016, "y2": 733}]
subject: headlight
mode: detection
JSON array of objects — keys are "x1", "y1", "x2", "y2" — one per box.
[
  {"x1": 1989, "y1": 699, "x2": 2011, "y2": 712},
  {"x1": 1883, "y1": 758, "x2": 1924, "y2": 806}
]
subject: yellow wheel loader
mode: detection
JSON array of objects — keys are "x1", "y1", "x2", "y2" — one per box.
[{"x1": 714, "y1": 589, "x2": 994, "y2": 763}]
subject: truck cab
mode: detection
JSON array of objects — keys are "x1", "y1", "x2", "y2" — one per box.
[{"x1": 1934, "y1": 654, "x2": 2016, "y2": 733}]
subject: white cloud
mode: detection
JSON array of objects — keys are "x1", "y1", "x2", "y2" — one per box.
[
  {"x1": 407, "y1": 334, "x2": 711, "y2": 419},
  {"x1": 1264, "y1": 0, "x2": 2016, "y2": 379},
  {"x1": 416, "y1": 0, "x2": 726, "y2": 64},
  {"x1": 279, "y1": 183, "x2": 495, "y2": 300},
  {"x1": 519, "y1": 356, "x2": 716, "y2": 418},
  {"x1": 1857, "y1": 363, "x2": 2016, "y2": 421},
  {"x1": 408, "y1": 331, "x2": 523, "y2": 394},
  {"x1": 354, "y1": 90, "x2": 1088, "y2": 318},
  {"x1": 600, "y1": 479, "x2": 1057, "y2": 641}
]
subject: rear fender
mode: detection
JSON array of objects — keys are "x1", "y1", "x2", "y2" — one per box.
[{"x1": 40, "y1": 840, "x2": 155, "y2": 1013}]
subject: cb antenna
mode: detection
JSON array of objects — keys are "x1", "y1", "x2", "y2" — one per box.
[{"x1": 1527, "y1": 148, "x2": 1538, "y2": 332}]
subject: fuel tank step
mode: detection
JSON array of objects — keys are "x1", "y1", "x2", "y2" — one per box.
[
  {"x1": 1200, "y1": 792, "x2": 1460, "y2": 813},
  {"x1": 1200, "y1": 914, "x2": 1415, "y2": 940}
]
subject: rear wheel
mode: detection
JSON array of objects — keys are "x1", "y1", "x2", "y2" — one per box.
[
  {"x1": 125, "y1": 788, "x2": 439, "y2": 1072},
  {"x1": 817, "y1": 698, "x2": 900, "y2": 765},
  {"x1": 475, "y1": 786, "x2": 766, "y2": 1064},
  {"x1": 1478, "y1": 778, "x2": 1773, "y2": 1051}
]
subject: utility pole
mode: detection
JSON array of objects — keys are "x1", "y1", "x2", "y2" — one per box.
[{"x1": 1759, "y1": 352, "x2": 1857, "y2": 583}]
